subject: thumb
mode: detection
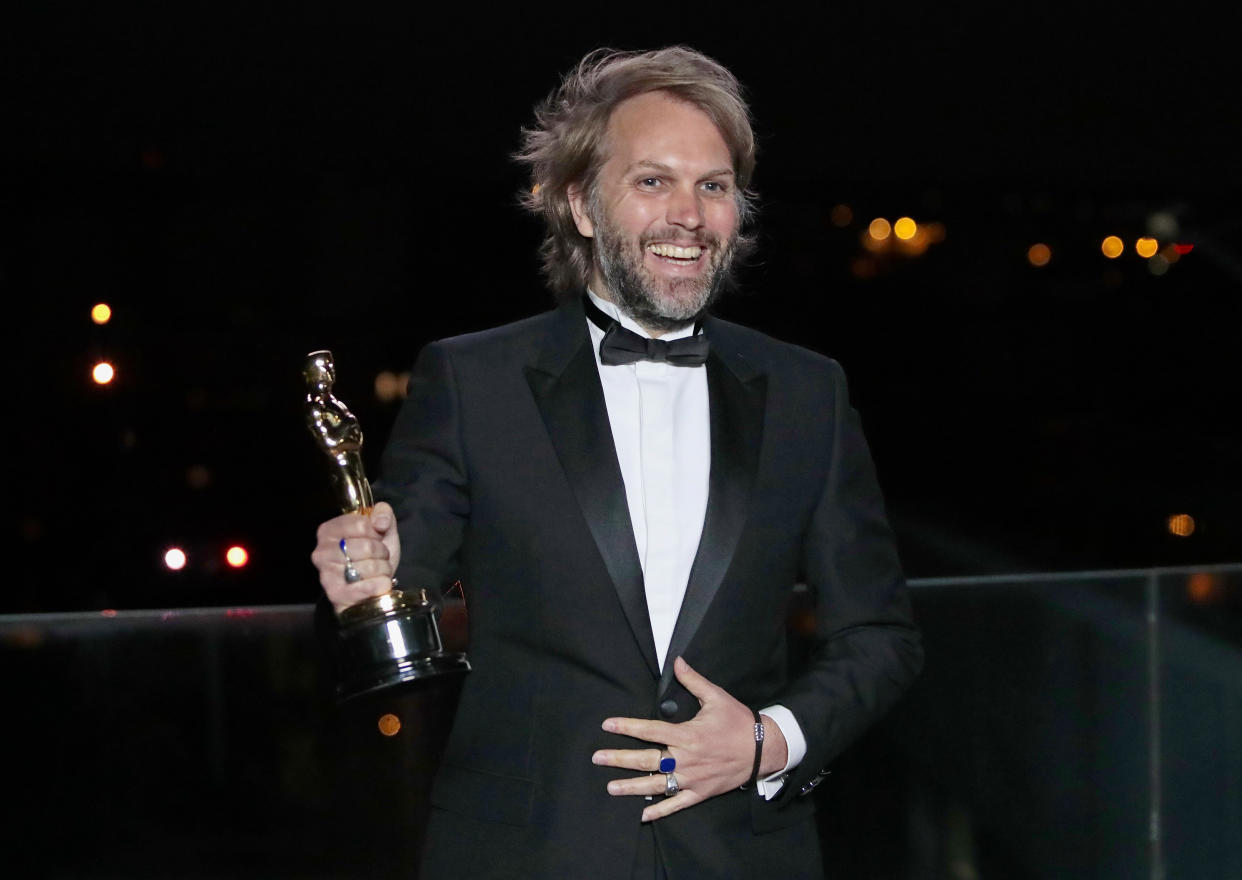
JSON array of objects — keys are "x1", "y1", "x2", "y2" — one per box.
[
  {"x1": 371, "y1": 501, "x2": 395, "y2": 532},
  {"x1": 672, "y1": 656, "x2": 720, "y2": 705}
]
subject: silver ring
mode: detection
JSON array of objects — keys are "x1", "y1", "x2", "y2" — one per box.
[
  {"x1": 344, "y1": 563, "x2": 361, "y2": 583},
  {"x1": 664, "y1": 772, "x2": 679, "y2": 797}
]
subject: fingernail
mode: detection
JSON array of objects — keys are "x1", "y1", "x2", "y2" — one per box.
[
  {"x1": 591, "y1": 752, "x2": 605, "y2": 765},
  {"x1": 602, "y1": 719, "x2": 617, "y2": 733},
  {"x1": 607, "y1": 782, "x2": 620, "y2": 795},
  {"x1": 641, "y1": 810, "x2": 652, "y2": 823}
]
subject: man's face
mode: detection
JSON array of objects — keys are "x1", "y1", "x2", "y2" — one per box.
[{"x1": 569, "y1": 91, "x2": 740, "y2": 333}]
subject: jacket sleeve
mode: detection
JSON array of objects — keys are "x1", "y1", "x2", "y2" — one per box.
[
  {"x1": 373, "y1": 341, "x2": 471, "y2": 605},
  {"x1": 774, "y1": 360, "x2": 923, "y2": 799}
]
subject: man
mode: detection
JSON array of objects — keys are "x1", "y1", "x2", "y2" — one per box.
[{"x1": 312, "y1": 47, "x2": 922, "y2": 879}]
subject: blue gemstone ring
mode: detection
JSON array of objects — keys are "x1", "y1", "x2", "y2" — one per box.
[{"x1": 659, "y1": 755, "x2": 676, "y2": 773}]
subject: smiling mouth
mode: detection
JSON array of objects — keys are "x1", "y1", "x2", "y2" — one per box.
[{"x1": 646, "y1": 242, "x2": 704, "y2": 263}]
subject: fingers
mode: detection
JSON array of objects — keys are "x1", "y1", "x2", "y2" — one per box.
[
  {"x1": 601, "y1": 716, "x2": 680, "y2": 745},
  {"x1": 591, "y1": 747, "x2": 664, "y2": 772},
  {"x1": 641, "y1": 790, "x2": 703, "y2": 823},
  {"x1": 311, "y1": 513, "x2": 395, "y2": 612}
]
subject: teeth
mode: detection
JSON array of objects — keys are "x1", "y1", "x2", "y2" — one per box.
[{"x1": 647, "y1": 243, "x2": 702, "y2": 259}]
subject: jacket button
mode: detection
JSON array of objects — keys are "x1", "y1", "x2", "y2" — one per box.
[{"x1": 659, "y1": 699, "x2": 679, "y2": 718}]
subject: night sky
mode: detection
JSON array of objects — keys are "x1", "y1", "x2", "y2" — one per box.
[{"x1": 8, "y1": 4, "x2": 1240, "y2": 612}]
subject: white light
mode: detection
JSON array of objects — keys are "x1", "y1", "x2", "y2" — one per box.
[{"x1": 164, "y1": 548, "x2": 187, "y2": 570}]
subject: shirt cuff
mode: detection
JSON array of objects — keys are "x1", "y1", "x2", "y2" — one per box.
[{"x1": 754, "y1": 704, "x2": 806, "y2": 800}]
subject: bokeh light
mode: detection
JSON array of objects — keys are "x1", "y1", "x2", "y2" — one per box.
[
  {"x1": 164, "y1": 548, "x2": 188, "y2": 570},
  {"x1": 225, "y1": 545, "x2": 249, "y2": 568},
  {"x1": 91, "y1": 303, "x2": 112, "y2": 324},
  {"x1": 893, "y1": 217, "x2": 917, "y2": 240},
  {"x1": 1135, "y1": 237, "x2": 1159, "y2": 258},
  {"x1": 378, "y1": 714, "x2": 402, "y2": 736},
  {"x1": 92, "y1": 362, "x2": 115, "y2": 384},
  {"x1": 868, "y1": 217, "x2": 892, "y2": 241},
  {"x1": 1027, "y1": 243, "x2": 1052, "y2": 267},
  {"x1": 1101, "y1": 236, "x2": 1124, "y2": 258},
  {"x1": 1167, "y1": 514, "x2": 1195, "y2": 537},
  {"x1": 829, "y1": 204, "x2": 853, "y2": 227}
]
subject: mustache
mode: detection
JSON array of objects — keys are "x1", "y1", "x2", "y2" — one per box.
[{"x1": 639, "y1": 228, "x2": 721, "y2": 249}]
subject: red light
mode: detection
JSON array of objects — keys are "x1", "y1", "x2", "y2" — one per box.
[
  {"x1": 1173, "y1": 243, "x2": 1194, "y2": 255},
  {"x1": 225, "y1": 545, "x2": 249, "y2": 568}
]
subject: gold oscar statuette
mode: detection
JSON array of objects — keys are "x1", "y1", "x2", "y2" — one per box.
[{"x1": 304, "y1": 350, "x2": 469, "y2": 701}]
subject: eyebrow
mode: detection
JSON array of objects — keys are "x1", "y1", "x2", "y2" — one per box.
[{"x1": 624, "y1": 160, "x2": 736, "y2": 179}]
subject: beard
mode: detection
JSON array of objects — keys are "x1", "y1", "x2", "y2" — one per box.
[{"x1": 591, "y1": 211, "x2": 738, "y2": 334}]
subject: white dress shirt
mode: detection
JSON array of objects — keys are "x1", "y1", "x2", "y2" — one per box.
[{"x1": 585, "y1": 291, "x2": 805, "y2": 796}]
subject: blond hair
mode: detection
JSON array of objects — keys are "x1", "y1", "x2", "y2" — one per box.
[{"x1": 516, "y1": 46, "x2": 757, "y2": 296}]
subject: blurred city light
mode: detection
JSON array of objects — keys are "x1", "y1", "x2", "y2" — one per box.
[
  {"x1": 1173, "y1": 243, "x2": 1194, "y2": 255},
  {"x1": 868, "y1": 218, "x2": 892, "y2": 241},
  {"x1": 92, "y1": 362, "x2": 115, "y2": 384},
  {"x1": 1167, "y1": 514, "x2": 1195, "y2": 537},
  {"x1": 1135, "y1": 237, "x2": 1159, "y2": 258},
  {"x1": 375, "y1": 371, "x2": 409, "y2": 403},
  {"x1": 377, "y1": 713, "x2": 402, "y2": 736},
  {"x1": 829, "y1": 204, "x2": 853, "y2": 227},
  {"x1": 186, "y1": 464, "x2": 211, "y2": 489},
  {"x1": 1186, "y1": 572, "x2": 1220, "y2": 603},
  {"x1": 1101, "y1": 236, "x2": 1124, "y2": 258},
  {"x1": 164, "y1": 548, "x2": 188, "y2": 570},
  {"x1": 91, "y1": 303, "x2": 112, "y2": 325},
  {"x1": 225, "y1": 545, "x2": 249, "y2": 568},
  {"x1": 1027, "y1": 243, "x2": 1052, "y2": 267},
  {"x1": 893, "y1": 217, "x2": 917, "y2": 240}
]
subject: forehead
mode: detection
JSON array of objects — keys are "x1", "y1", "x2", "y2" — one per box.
[{"x1": 601, "y1": 91, "x2": 733, "y2": 172}]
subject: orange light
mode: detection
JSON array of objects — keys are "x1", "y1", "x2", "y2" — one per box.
[
  {"x1": 1101, "y1": 236, "x2": 1124, "y2": 259},
  {"x1": 1135, "y1": 237, "x2": 1159, "y2": 258},
  {"x1": 1167, "y1": 514, "x2": 1195, "y2": 537},
  {"x1": 829, "y1": 204, "x2": 853, "y2": 227},
  {"x1": 91, "y1": 303, "x2": 112, "y2": 324},
  {"x1": 92, "y1": 362, "x2": 115, "y2": 384},
  {"x1": 1027, "y1": 243, "x2": 1052, "y2": 267},
  {"x1": 868, "y1": 218, "x2": 892, "y2": 241},
  {"x1": 1186, "y1": 572, "x2": 1219, "y2": 603},
  {"x1": 225, "y1": 546, "x2": 249, "y2": 568},
  {"x1": 893, "y1": 217, "x2": 917, "y2": 240},
  {"x1": 378, "y1": 714, "x2": 402, "y2": 736},
  {"x1": 164, "y1": 548, "x2": 187, "y2": 570}
]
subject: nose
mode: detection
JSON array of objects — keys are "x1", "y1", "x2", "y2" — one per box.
[{"x1": 666, "y1": 184, "x2": 703, "y2": 231}]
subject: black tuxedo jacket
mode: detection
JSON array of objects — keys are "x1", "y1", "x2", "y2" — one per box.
[{"x1": 376, "y1": 299, "x2": 922, "y2": 879}]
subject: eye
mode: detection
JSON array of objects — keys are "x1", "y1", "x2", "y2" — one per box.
[
  {"x1": 637, "y1": 177, "x2": 662, "y2": 189},
  {"x1": 701, "y1": 180, "x2": 729, "y2": 194}
]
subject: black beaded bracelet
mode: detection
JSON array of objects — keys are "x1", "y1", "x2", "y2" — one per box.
[{"x1": 749, "y1": 709, "x2": 764, "y2": 787}]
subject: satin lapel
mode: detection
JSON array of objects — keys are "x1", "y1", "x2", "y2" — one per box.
[
  {"x1": 658, "y1": 346, "x2": 767, "y2": 697},
  {"x1": 525, "y1": 307, "x2": 660, "y2": 679}
]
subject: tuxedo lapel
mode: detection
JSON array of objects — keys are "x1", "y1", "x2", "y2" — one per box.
[
  {"x1": 525, "y1": 304, "x2": 661, "y2": 679},
  {"x1": 659, "y1": 334, "x2": 767, "y2": 697}
]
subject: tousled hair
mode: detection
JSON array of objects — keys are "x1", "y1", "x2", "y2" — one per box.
[{"x1": 515, "y1": 46, "x2": 757, "y2": 297}]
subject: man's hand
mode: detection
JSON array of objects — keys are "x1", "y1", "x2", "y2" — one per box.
[
  {"x1": 591, "y1": 656, "x2": 789, "y2": 822},
  {"x1": 310, "y1": 501, "x2": 401, "y2": 614}
]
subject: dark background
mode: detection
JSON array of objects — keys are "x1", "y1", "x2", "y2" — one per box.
[{"x1": 7, "y1": 3, "x2": 1240, "y2": 613}]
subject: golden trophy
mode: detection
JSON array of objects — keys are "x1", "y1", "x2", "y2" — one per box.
[{"x1": 304, "y1": 350, "x2": 469, "y2": 701}]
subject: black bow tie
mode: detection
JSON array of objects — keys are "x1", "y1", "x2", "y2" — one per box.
[{"x1": 582, "y1": 296, "x2": 710, "y2": 367}]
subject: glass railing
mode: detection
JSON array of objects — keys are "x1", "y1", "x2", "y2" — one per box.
[{"x1": 5, "y1": 566, "x2": 1239, "y2": 878}]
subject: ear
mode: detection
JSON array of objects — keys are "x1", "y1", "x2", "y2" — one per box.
[{"x1": 567, "y1": 184, "x2": 594, "y2": 238}]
